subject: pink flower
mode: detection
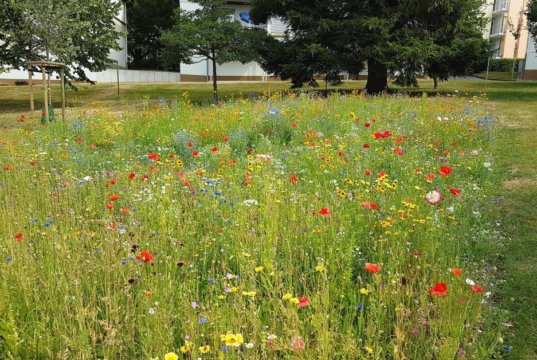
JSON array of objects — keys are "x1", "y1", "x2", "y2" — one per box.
[{"x1": 291, "y1": 336, "x2": 305, "y2": 351}]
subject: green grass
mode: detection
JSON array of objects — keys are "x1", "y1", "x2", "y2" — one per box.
[
  {"x1": 1, "y1": 79, "x2": 537, "y2": 358},
  {"x1": 473, "y1": 71, "x2": 520, "y2": 81}
]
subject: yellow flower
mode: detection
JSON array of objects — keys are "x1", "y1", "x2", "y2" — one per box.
[
  {"x1": 199, "y1": 345, "x2": 210, "y2": 353},
  {"x1": 164, "y1": 353, "x2": 178, "y2": 360},
  {"x1": 360, "y1": 288, "x2": 369, "y2": 295},
  {"x1": 242, "y1": 291, "x2": 256, "y2": 297},
  {"x1": 221, "y1": 333, "x2": 244, "y2": 347},
  {"x1": 231, "y1": 287, "x2": 239, "y2": 292},
  {"x1": 282, "y1": 293, "x2": 292, "y2": 301},
  {"x1": 315, "y1": 264, "x2": 326, "y2": 272},
  {"x1": 364, "y1": 346, "x2": 374, "y2": 354},
  {"x1": 290, "y1": 297, "x2": 300, "y2": 304},
  {"x1": 180, "y1": 341, "x2": 193, "y2": 353},
  {"x1": 255, "y1": 266, "x2": 264, "y2": 273}
]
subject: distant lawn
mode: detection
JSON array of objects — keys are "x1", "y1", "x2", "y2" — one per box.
[{"x1": 473, "y1": 71, "x2": 520, "y2": 81}]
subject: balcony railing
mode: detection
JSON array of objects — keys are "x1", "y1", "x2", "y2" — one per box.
[{"x1": 493, "y1": 0, "x2": 509, "y2": 12}]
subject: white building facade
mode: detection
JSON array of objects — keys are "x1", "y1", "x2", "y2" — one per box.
[{"x1": 523, "y1": 35, "x2": 537, "y2": 79}]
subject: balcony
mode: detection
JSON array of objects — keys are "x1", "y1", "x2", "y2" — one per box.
[{"x1": 492, "y1": 0, "x2": 509, "y2": 14}]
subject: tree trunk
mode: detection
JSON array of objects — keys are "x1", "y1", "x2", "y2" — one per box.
[
  {"x1": 211, "y1": 51, "x2": 218, "y2": 105},
  {"x1": 433, "y1": 75, "x2": 439, "y2": 89},
  {"x1": 365, "y1": 58, "x2": 388, "y2": 95}
]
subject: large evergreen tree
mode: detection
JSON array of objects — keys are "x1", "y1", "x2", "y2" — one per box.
[
  {"x1": 161, "y1": 0, "x2": 261, "y2": 103},
  {"x1": 250, "y1": 0, "x2": 488, "y2": 93},
  {"x1": 528, "y1": 0, "x2": 537, "y2": 45},
  {"x1": 0, "y1": 0, "x2": 122, "y2": 82},
  {"x1": 126, "y1": 0, "x2": 179, "y2": 69}
]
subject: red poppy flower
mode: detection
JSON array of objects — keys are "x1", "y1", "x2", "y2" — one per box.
[
  {"x1": 290, "y1": 175, "x2": 298, "y2": 184},
  {"x1": 374, "y1": 130, "x2": 392, "y2": 139},
  {"x1": 141, "y1": 174, "x2": 149, "y2": 181},
  {"x1": 449, "y1": 187, "x2": 461, "y2": 196},
  {"x1": 90, "y1": 144, "x2": 97, "y2": 149},
  {"x1": 298, "y1": 296, "x2": 310, "y2": 308},
  {"x1": 75, "y1": 137, "x2": 83, "y2": 143},
  {"x1": 361, "y1": 202, "x2": 378, "y2": 210},
  {"x1": 187, "y1": 141, "x2": 194, "y2": 147},
  {"x1": 128, "y1": 173, "x2": 136, "y2": 179},
  {"x1": 15, "y1": 233, "x2": 23, "y2": 241},
  {"x1": 471, "y1": 285, "x2": 484, "y2": 293},
  {"x1": 425, "y1": 173, "x2": 436, "y2": 182},
  {"x1": 364, "y1": 263, "x2": 380, "y2": 273},
  {"x1": 106, "y1": 203, "x2": 114, "y2": 209},
  {"x1": 338, "y1": 151, "x2": 345, "y2": 157},
  {"x1": 439, "y1": 166, "x2": 453, "y2": 177},
  {"x1": 137, "y1": 250, "x2": 154, "y2": 263},
  {"x1": 210, "y1": 147, "x2": 218, "y2": 153},
  {"x1": 319, "y1": 208, "x2": 330, "y2": 217},
  {"x1": 291, "y1": 122, "x2": 298, "y2": 128},
  {"x1": 393, "y1": 147, "x2": 403, "y2": 156},
  {"x1": 192, "y1": 150, "x2": 199, "y2": 157},
  {"x1": 451, "y1": 268, "x2": 462, "y2": 277},
  {"x1": 109, "y1": 194, "x2": 120, "y2": 201},
  {"x1": 120, "y1": 207, "x2": 129, "y2": 215},
  {"x1": 364, "y1": 122, "x2": 370, "y2": 128},
  {"x1": 110, "y1": 179, "x2": 116, "y2": 185},
  {"x1": 377, "y1": 171, "x2": 386, "y2": 178},
  {"x1": 364, "y1": 169, "x2": 372, "y2": 176},
  {"x1": 168, "y1": 153, "x2": 175, "y2": 158},
  {"x1": 148, "y1": 153, "x2": 160, "y2": 162},
  {"x1": 428, "y1": 282, "x2": 448, "y2": 296},
  {"x1": 223, "y1": 136, "x2": 229, "y2": 142},
  {"x1": 363, "y1": 143, "x2": 370, "y2": 149}
]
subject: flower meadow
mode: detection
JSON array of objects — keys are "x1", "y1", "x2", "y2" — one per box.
[{"x1": 0, "y1": 93, "x2": 505, "y2": 359}]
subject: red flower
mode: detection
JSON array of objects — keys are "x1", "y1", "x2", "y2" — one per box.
[
  {"x1": 75, "y1": 137, "x2": 83, "y2": 143},
  {"x1": 428, "y1": 282, "x2": 448, "y2": 296},
  {"x1": 425, "y1": 173, "x2": 436, "y2": 182},
  {"x1": 148, "y1": 153, "x2": 160, "y2": 162},
  {"x1": 374, "y1": 131, "x2": 391, "y2": 139},
  {"x1": 364, "y1": 263, "x2": 380, "y2": 273},
  {"x1": 141, "y1": 174, "x2": 149, "y2": 181},
  {"x1": 298, "y1": 296, "x2": 310, "y2": 308},
  {"x1": 364, "y1": 122, "x2": 370, "y2": 128},
  {"x1": 364, "y1": 169, "x2": 372, "y2": 176},
  {"x1": 393, "y1": 147, "x2": 403, "y2": 156},
  {"x1": 439, "y1": 166, "x2": 453, "y2": 177},
  {"x1": 137, "y1": 250, "x2": 154, "y2": 263},
  {"x1": 291, "y1": 122, "x2": 298, "y2": 128},
  {"x1": 106, "y1": 203, "x2": 114, "y2": 209},
  {"x1": 361, "y1": 202, "x2": 378, "y2": 210},
  {"x1": 363, "y1": 143, "x2": 370, "y2": 149},
  {"x1": 223, "y1": 136, "x2": 229, "y2": 142},
  {"x1": 451, "y1": 268, "x2": 462, "y2": 277},
  {"x1": 128, "y1": 173, "x2": 136, "y2": 179},
  {"x1": 319, "y1": 208, "x2": 330, "y2": 217},
  {"x1": 192, "y1": 150, "x2": 199, "y2": 157},
  {"x1": 109, "y1": 194, "x2": 120, "y2": 201},
  {"x1": 471, "y1": 285, "x2": 484, "y2": 293},
  {"x1": 15, "y1": 233, "x2": 23, "y2": 241},
  {"x1": 290, "y1": 175, "x2": 299, "y2": 184},
  {"x1": 168, "y1": 153, "x2": 175, "y2": 158},
  {"x1": 110, "y1": 179, "x2": 116, "y2": 185},
  {"x1": 210, "y1": 147, "x2": 218, "y2": 153},
  {"x1": 449, "y1": 186, "x2": 461, "y2": 196},
  {"x1": 187, "y1": 141, "x2": 194, "y2": 147}
]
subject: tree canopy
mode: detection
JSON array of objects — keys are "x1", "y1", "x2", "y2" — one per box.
[
  {"x1": 250, "y1": 0, "x2": 488, "y2": 92},
  {"x1": 161, "y1": 0, "x2": 261, "y2": 103},
  {"x1": 528, "y1": 0, "x2": 537, "y2": 46},
  {"x1": 126, "y1": 0, "x2": 179, "y2": 69},
  {"x1": 0, "y1": 0, "x2": 122, "y2": 82}
]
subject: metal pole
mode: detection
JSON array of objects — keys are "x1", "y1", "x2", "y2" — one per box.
[
  {"x1": 61, "y1": 68, "x2": 66, "y2": 122},
  {"x1": 29, "y1": 67, "x2": 34, "y2": 115},
  {"x1": 117, "y1": 68, "x2": 120, "y2": 99},
  {"x1": 42, "y1": 67, "x2": 49, "y2": 122},
  {"x1": 485, "y1": 55, "x2": 491, "y2": 89}
]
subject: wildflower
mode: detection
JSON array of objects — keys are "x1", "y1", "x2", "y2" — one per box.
[
  {"x1": 148, "y1": 153, "x2": 160, "y2": 161},
  {"x1": 439, "y1": 166, "x2": 453, "y2": 177},
  {"x1": 210, "y1": 147, "x2": 218, "y2": 153},
  {"x1": 471, "y1": 285, "x2": 484, "y2": 293},
  {"x1": 425, "y1": 190, "x2": 442, "y2": 205},
  {"x1": 128, "y1": 173, "x2": 136, "y2": 179},
  {"x1": 360, "y1": 288, "x2": 369, "y2": 295},
  {"x1": 192, "y1": 150, "x2": 199, "y2": 157},
  {"x1": 282, "y1": 293, "x2": 292, "y2": 301},
  {"x1": 164, "y1": 353, "x2": 178, "y2": 360},
  {"x1": 364, "y1": 346, "x2": 374, "y2": 354},
  {"x1": 180, "y1": 341, "x2": 193, "y2": 354},
  {"x1": 290, "y1": 175, "x2": 299, "y2": 184},
  {"x1": 451, "y1": 268, "x2": 463, "y2": 277},
  {"x1": 137, "y1": 250, "x2": 154, "y2": 263},
  {"x1": 242, "y1": 291, "x2": 256, "y2": 297},
  {"x1": 315, "y1": 263, "x2": 326, "y2": 272},
  {"x1": 449, "y1": 186, "x2": 462, "y2": 196},
  {"x1": 291, "y1": 336, "x2": 305, "y2": 350},
  {"x1": 199, "y1": 345, "x2": 210, "y2": 353},
  {"x1": 361, "y1": 202, "x2": 378, "y2": 210},
  {"x1": 255, "y1": 266, "x2": 264, "y2": 273},
  {"x1": 428, "y1": 282, "x2": 448, "y2": 296},
  {"x1": 319, "y1": 207, "x2": 330, "y2": 217},
  {"x1": 221, "y1": 333, "x2": 244, "y2": 347},
  {"x1": 15, "y1": 233, "x2": 23, "y2": 241},
  {"x1": 109, "y1": 194, "x2": 120, "y2": 201},
  {"x1": 393, "y1": 147, "x2": 403, "y2": 156},
  {"x1": 245, "y1": 342, "x2": 254, "y2": 349},
  {"x1": 364, "y1": 263, "x2": 380, "y2": 273},
  {"x1": 298, "y1": 296, "x2": 310, "y2": 308},
  {"x1": 289, "y1": 297, "x2": 300, "y2": 304},
  {"x1": 363, "y1": 143, "x2": 370, "y2": 149},
  {"x1": 148, "y1": 308, "x2": 155, "y2": 315}
]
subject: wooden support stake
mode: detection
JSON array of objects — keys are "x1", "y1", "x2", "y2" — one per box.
[
  {"x1": 29, "y1": 68, "x2": 34, "y2": 115},
  {"x1": 42, "y1": 67, "x2": 48, "y2": 122},
  {"x1": 60, "y1": 68, "x2": 66, "y2": 122}
]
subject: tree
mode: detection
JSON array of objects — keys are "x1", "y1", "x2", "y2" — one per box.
[
  {"x1": 126, "y1": 0, "x2": 179, "y2": 69},
  {"x1": 250, "y1": 0, "x2": 488, "y2": 93},
  {"x1": 0, "y1": 0, "x2": 122, "y2": 82},
  {"x1": 161, "y1": 0, "x2": 261, "y2": 104},
  {"x1": 527, "y1": 0, "x2": 537, "y2": 46}
]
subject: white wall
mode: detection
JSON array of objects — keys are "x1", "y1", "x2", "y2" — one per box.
[{"x1": 526, "y1": 36, "x2": 537, "y2": 71}]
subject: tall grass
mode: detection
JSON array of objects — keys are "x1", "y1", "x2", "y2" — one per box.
[{"x1": 0, "y1": 93, "x2": 504, "y2": 359}]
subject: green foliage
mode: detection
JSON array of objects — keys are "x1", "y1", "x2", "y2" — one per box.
[
  {"x1": 485, "y1": 58, "x2": 524, "y2": 73},
  {"x1": 0, "y1": 0, "x2": 122, "y2": 82},
  {"x1": 250, "y1": 0, "x2": 488, "y2": 92},
  {"x1": 526, "y1": 0, "x2": 537, "y2": 46},
  {"x1": 161, "y1": 0, "x2": 262, "y2": 102},
  {"x1": 126, "y1": 0, "x2": 179, "y2": 70}
]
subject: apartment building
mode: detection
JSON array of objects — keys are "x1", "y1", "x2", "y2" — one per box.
[
  {"x1": 488, "y1": 0, "x2": 529, "y2": 58},
  {"x1": 109, "y1": 0, "x2": 128, "y2": 69},
  {"x1": 523, "y1": 35, "x2": 537, "y2": 79}
]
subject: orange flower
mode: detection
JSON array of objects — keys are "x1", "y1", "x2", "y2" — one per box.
[
  {"x1": 364, "y1": 263, "x2": 380, "y2": 273},
  {"x1": 451, "y1": 268, "x2": 462, "y2": 277},
  {"x1": 428, "y1": 282, "x2": 448, "y2": 296},
  {"x1": 109, "y1": 194, "x2": 120, "y2": 201},
  {"x1": 361, "y1": 202, "x2": 378, "y2": 210}
]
